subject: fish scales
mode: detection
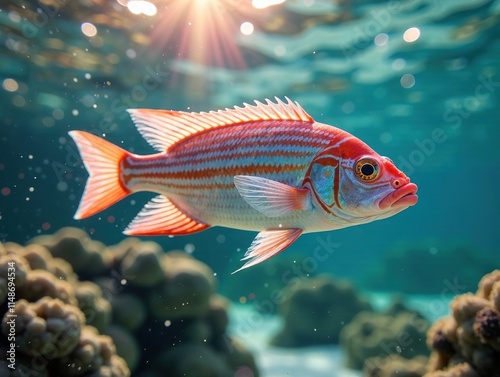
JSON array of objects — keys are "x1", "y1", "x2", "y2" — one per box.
[{"x1": 122, "y1": 121, "x2": 336, "y2": 228}]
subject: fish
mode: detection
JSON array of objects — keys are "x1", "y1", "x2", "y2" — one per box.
[{"x1": 69, "y1": 97, "x2": 418, "y2": 273}]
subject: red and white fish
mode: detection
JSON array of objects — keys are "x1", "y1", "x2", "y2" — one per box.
[{"x1": 69, "y1": 98, "x2": 418, "y2": 272}]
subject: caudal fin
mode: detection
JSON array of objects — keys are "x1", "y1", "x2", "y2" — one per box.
[{"x1": 68, "y1": 131, "x2": 131, "y2": 219}]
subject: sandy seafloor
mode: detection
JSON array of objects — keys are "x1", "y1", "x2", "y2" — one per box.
[{"x1": 228, "y1": 293, "x2": 453, "y2": 377}]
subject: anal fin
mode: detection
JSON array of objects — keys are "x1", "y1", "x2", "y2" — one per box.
[
  {"x1": 233, "y1": 228, "x2": 302, "y2": 273},
  {"x1": 124, "y1": 195, "x2": 210, "y2": 236}
]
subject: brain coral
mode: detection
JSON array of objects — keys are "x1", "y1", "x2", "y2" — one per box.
[
  {"x1": 340, "y1": 302, "x2": 430, "y2": 370},
  {"x1": 0, "y1": 238, "x2": 129, "y2": 376},
  {"x1": 56, "y1": 326, "x2": 130, "y2": 377},
  {"x1": 29, "y1": 227, "x2": 107, "y2": 278},
  {"x1": 148, "y1": 251, "x2": 216, "y2": 320},
  {"x1": 2, "y1": 297, "x2": 85, "y2": 358}
]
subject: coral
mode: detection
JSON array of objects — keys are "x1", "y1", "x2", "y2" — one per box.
[
  {"x1": 2, "y1": 297, "x2": 85, "y2": 358},
  {"x1": 476, "y1": 270, "x2": 500, "y2": 300},
  {"x1": 215, "y1": 336, "x2": 259, "y2": 375},
  {"x1": 363, "y1": 355, "x2": 428, "y2": 377},
  {"x1": 205, "y1": 295, "x2": 230, "y2": 336},
  {"x1": 424, "y1": 363, "x2": 480, "y2": 377},
  {"x1": 0, "y1": 344, "x2": 50, "y2": 377},
  {"x1": 17, "y1": 243, "x2": 79, "y2": 283},
  {"x1": 340, "y1": 302, "x2": 430, "y2": 370},
  {"x1": 75, "y1": 282, "x2": 112, "y2": 332},
  {"x1": 119, "y1": 244, "x2": 257, "y2": 376},
  {"x1": 105, "y1": 325, "x2": 141, "y2": 372},
  {"x1": 154, "y1": 343, "x2": 234, "y2": 377},
  {"x1": 0, "y1": 246, "x2": 31, "y2": 305},
  {"x1": 8, "y1": 227, "x2": 259, "y2": 377},
  {"x1": 18, "y1": 243, "x2": 54, "y2": 270},
  {"x1": 476, "y1": 270, "x2": 500, "y2": 314},
  {"x1": 57, "y1": 326, "x2": 130, "y2": 377},
  {"x1": 50, "y1": 257, "x2": 79, "y2": 283},
  {"x1": 18, "y1": 269, "x2": 77, "y2": 305},
  {"x1": 473, "y1": 308, "x2": 500, "y2": 344},
  {"x1": 147, "y1": 251, "x2": 216, "y2": 320},
  {"x1": 119, "y1": 240, "x2": 165, "y2": 288},
  {"x1": 424, "y1": 270, "x2": 500, "y2": 377},
  {"x1": 427, "y1": 318, "x2": 457, "y2": 358},
  {"x1": 30, "y1": 227, "x2": 107, "y2": 278},
  {"x1": 0, "y1": 238, "x2": 129, "y2": 377},
  {"x1": 109, "y1": 293, "x2": 147, "y2": 332},
  {"x1": 271, "y1": 275, "x2": 372, "y2": 347}
]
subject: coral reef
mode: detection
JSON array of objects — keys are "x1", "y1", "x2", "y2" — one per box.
[
  {"x1": 363, "y1": 355, "x2": 429, "y2": 377},
  {"x1": 147, "y1": 251, "x2": 215, "y2": 319},
  {"x1": 0, "y1": 239, "x2": 129, "y2": 377},
  {"x1": 56, "y1": 326, "x2": 129, "y2": 377},
  {"x1": 340, "y1": 301, "x2": 430, "y2": 370},
  {"x1": 0, "y1": 227, "x2": 259, "y2": 377},
  {"x1": 75, "y1": 281, "x2": 112, "y2": 332},
  {"x1": 270, "y1": 275, "x2": 372, "y2": 347},
  {"x1": 424, "y1": 270, "x2": 500, "y2": 377},
  {"x1": 363, "y1": 270, "x2": 500, "y2": 377},
  {"x1": 2, "y1": 297, "x2": 85, "y2": 358},
  {"x1": 362, "y1": 242, "x2": 493, "y2": 294},
  {"x1": 30, "y1": 227, "x2": 107, "y2": 279}
]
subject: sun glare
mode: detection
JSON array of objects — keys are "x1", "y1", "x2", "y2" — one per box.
[
  {"x1": 252, "y1": 0, "x2": 286, "y2": 9},
  {"x1": 116, "y1": 0, "x2": 285, "y2": 68},
  {"x1": 240, "y1": 22, "x2": 255, "y2": 36},
  {"x1": 127, "y1": 1, "x2": 157, "y2": 16},
  {"x1": 147, "y1": 0, "x2": 263, "y2": 68}
]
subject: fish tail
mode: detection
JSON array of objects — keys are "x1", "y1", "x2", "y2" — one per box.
[{"x1": 68, "y1": 131, "x2": 131, "y2": 219}]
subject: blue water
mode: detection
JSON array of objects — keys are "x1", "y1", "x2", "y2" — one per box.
[
  {"x1": 0, "y1": 0, "x2": 499, "y2": 374},
  {"x1": 2, "y1": 0, "x2": 498, "y2": 282}
]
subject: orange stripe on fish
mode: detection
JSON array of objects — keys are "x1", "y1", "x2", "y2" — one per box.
[{"x1": 123, "y1": 163, "x2": 309, "y2": 183}]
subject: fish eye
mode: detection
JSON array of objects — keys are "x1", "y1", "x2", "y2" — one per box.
[{"x1": 355, "y1": 158, "x2": 379, "y2": 181}]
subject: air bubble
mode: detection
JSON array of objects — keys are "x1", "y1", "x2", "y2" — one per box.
[{"x1": 57, "y1": 181, "x2": 68, "y2": 191}]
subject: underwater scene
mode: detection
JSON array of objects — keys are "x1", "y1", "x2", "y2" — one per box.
[{"x1": 1, "y1": 0, "x2": 500, "y2": 376}]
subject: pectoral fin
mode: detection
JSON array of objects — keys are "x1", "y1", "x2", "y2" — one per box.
[
  {"x1": 234, "y1": 175, "x2": 311, "y2": 217},
  {"x1": 233, "y1": 228, "x2": 303, "y2": 273}
]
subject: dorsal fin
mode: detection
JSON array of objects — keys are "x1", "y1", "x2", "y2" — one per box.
[{"x1": 127, "y1": 97, "x2": 314, "y2": 152}]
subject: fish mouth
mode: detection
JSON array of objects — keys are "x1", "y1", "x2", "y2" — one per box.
[{"x1": 379, "y1": 183, "x2": 418, "y2": 210}]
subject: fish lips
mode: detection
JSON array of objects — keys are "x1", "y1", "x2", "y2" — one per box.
[{"x1": 379, "y1": 183, "x2": 418, "y2": 210}]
